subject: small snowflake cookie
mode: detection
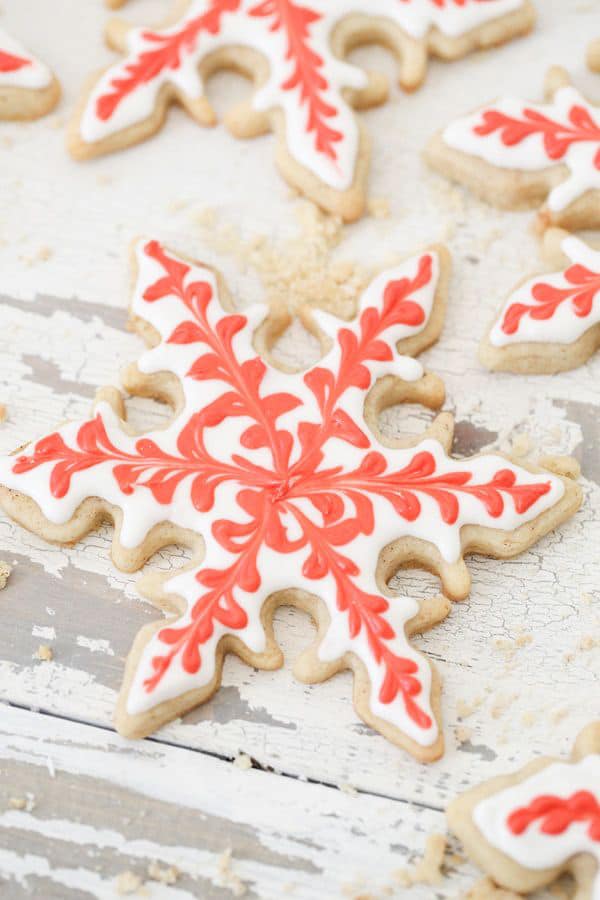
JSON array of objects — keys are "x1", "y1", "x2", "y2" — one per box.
[
  {"x1": 0, "y1": 28, "x2": 60, "y2": 120},
  {"x1": 480, "y1": 228, "x2": 600, "y2": 374},
  {"x1": 0, "y1": 239, "x2": 581, "y2": 760},
  {"x1": 425, "y1": 66, "x2": 600, "y2": 232},
  {"x1": 448, "y1": 723, "x2": 600, "y2": 899},
  {"x1": 68, "y1": 0, "x2": 535, "y2": 221}
]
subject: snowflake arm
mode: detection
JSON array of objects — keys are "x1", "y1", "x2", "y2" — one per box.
[
  {"x1": 69, "y1": 0, "x2": 533, "y2": 220},
  {"x1": 426, "y1": 68, "x2": 600, "y2": 231},
  {"x1": 481, "y1": 230, "x2": 600, "y2": 374},
  {"x1": 0, "y1": 28, "x2": 60, "y2": 120},
  {"x1": 448, "y1": 723, "x2": 600, "y2": 899}
]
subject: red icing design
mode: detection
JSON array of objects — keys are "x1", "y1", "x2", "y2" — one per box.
[
  {"x1": 475, "y1": 104, "x2": 600, "y2": 170},
  {"x1": 12, "y1": 241, "x2": 555, "y2": 730},
  {"x1": 250, "y1": 0, "x2": 342, "y2": 162},
  {"x1": 96, "y1": 0, "x2": 241, "y2": 121},
  {"x1": 508, "y1": 791, "x2": 600, "y2": 842},
  {"x1": 502, "y1": 260, "x2": 600, "y2": 335},
  {"x1": 0, "y1": 48, "x2": 31, "y2": 73}
]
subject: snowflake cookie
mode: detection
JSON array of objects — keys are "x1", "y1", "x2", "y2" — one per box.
[
  {"x1": 448, "y1": 723, "x2": 600, "y2": 899},
  {"x1": 425, "y1": 66, "x2": 600, "y2": 232},
  {"x1": 0, "y1": 28, "x2": 60, "y2": 120},
  {"x1": 68, "y1": 0, "x2": 535, "y2": 221},
  {"x1": 0, "y1": 239, "x2": 581, "y2": 760},
  {"x1": 480, "y1": 229, "x2": 600, "y2": 374}
]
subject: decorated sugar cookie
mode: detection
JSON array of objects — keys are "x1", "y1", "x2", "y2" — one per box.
[
  {"x1": 0, "y1": 239, "x2": 581, "y2": 759},
  {"x1": 448, "y1": 723, "x2": 600, "y2": 899},
  {"x1": 69, "y1": 0, "x2": 535, "y2": 220},
  {"x1": 0, "y1": 28, "x2": 60, "y2": 120},
  {"x1": 480, "y1": 229, "x2": 600, "y2": 374},
  {"x1": 425, "y1": 66, "x2": 600, "y2": 232}
]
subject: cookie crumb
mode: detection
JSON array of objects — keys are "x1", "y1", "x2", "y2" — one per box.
[
  {"x1": 217, "y1": 848, "x2": 246, "y2": 897},
  {"x1": 455, "y1": 725, "x2": 473, "y2": 744},
  {"x1": 510, "y1": 432, "x2": 533, "y2": 458},
  {"x1": 194, "y1": 201, "x2": 369, "y2": 326},
  {"x1": 456, "y1": 696, "x2": 484, "y2": 720},
  {"x1": 367, "y1": 196, "x2": 390, "y2": 219},
  {"x1": 0, "y1": 561, "x2": 11, "y2": 590},
  {"x1": 167, "y1": 198, "x2": 189, "y2": 213},
  {"x1": 0, "y1": 403, "x2": 6, "y2": 423},
  {"x1": 35, "y1": 644, "x2": 53, "y2": 661},
  {"x1": 393, "y1": 834, "x2": 446, "y2": 887},
  {"x1": 339, "y1": 782, "x2": 358, "y2": 796},
  {"x1": 37, "y1": 246, "x2": 53, "y2": 263},
  {"x1": 9, "y1": 793, "x2": 35, "y2": 812},
  {"x1": 520, "y1": 711, "x2": 536, "y2": 727},
  {"x1": 115, "y1": 871, "x2": 145, "y2": 895},
  {"x1": 550, "y1": 707, "x2": 569, "y2": 724},
  {"x1": 233, "y1": 753, "x2": 252, "y2": 771},
  {"x1": 147, "y1": 862, "x2": 179, "y2": 885},
  {"x1": 494, "y1": 633, "x2": 533, "y2": 662},
  {"x1": 491, "y1": 693, "x2": 517, "y2": 720}
]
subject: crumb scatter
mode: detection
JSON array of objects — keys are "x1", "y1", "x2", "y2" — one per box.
[
  {"x1": 0, "y1": 561, "x2": 11, "y2": 590},
  {"x1": 217, "y1": 848, "x2": 247, "y2": 897},
  {"x1": 393, "y1": 833, "x2": 447, "y2": 887},
  {"x1": 147, "y1": 861, "x2": 179, "y2": 885}
]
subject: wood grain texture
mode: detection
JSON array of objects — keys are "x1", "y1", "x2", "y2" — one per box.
[{"x1": 0, "y1": 0, "x2": 599, "y2": 897}]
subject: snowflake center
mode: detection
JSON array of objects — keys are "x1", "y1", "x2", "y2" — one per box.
[{"x1": 269, "y1": 473, "x2": 304, "y2": 502}]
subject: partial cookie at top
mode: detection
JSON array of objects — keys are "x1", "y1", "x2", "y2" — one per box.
[
  {"x1": 68, "y1": 0, "x2": 535, "y2": 221},
  {"x1": 480, "y1": 229, "x2": 600, "y2": 375},
  {"x1": 424, "y1": 66, "x2": 600, "y2": 233},
  {"x1": 448, "y1": 723, "x2": 600, "y2": 899},
  {"x1": 0, "y1": 28, "x2": 60, "y2": 120}
]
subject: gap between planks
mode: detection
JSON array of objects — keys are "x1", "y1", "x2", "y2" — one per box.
[{"x1": 4, "y1": 699, "x2": 445, "y2": 816}]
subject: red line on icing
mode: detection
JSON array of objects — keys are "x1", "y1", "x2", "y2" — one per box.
[
  {"x1": 502, "y1": 262, "x2": 600, "y2": 335},
  {"x1": 0, "y1": 49, "x2": 31, "y2": 73},
  {"x1": 508, "y1": 791, "x2": 600, "y2": 842}
]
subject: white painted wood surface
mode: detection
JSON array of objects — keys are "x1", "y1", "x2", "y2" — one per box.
[{"x1": 0, "y1": 1, "x2": 599, "y2": 897}]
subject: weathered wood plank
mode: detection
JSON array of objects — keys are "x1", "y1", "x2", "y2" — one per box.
[{"x1": 0, "y1": 705, "x2": 479, "y2": 899}]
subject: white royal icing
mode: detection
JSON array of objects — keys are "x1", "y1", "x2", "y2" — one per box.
[
  {"x1": 443, "y1": 86, "x2": 600, "y2": 212},
  {"x1": 0, "y1": 239, "x2": 565, "y2": 744},
  {"x1": 490, "y1": 236, "x2": 600, "y2": 347},
  {"x1": 79, "y1": 0, "x2": 527, "y2": 190},
  {"x1": 0, "y1": 28, "x2": 52, "y2": 90},
  {"x1": 474, "y1": 756, "x2": 600, "y2": 898}
]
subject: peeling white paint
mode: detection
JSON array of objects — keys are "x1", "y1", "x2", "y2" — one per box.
[
  {"x1": 31, "y1": 625, "x2": 56, "y2": 641},
  {"x1": 76, "y1": 636, "x2": 115, "y2": 656}
]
